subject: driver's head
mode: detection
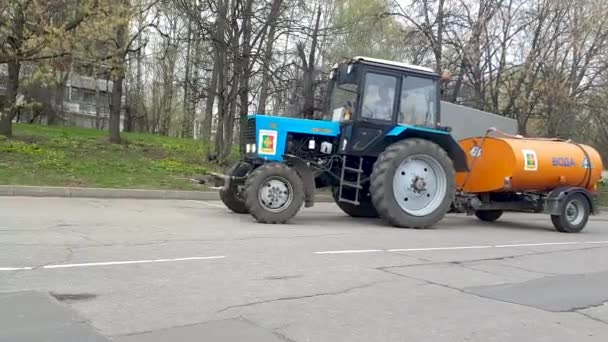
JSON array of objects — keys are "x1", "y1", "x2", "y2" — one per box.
[{"x1": 378, "y1": 85, "x2": 390, "y2": 100}]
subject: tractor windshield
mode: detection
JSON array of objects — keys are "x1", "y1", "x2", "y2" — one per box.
[{"x1": 328, "y1": 81, "x2": 358, "y2": 122}]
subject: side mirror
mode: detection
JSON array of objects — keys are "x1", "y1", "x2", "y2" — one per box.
[{"x1": 337, "y1": 63, "x2": 358, "y2": 84}]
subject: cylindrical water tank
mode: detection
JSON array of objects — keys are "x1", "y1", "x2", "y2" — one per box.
[{"x1": 456, "y1": 137, "x2": 603, "y2": 193}]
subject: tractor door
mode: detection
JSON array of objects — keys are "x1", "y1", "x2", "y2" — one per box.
[{"x1": 339, "y1": 71, "x2": 399, "y2": 156}]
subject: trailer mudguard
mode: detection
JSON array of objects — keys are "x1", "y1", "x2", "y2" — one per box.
[{"x1": 545, "y1": 186, "x2": 598, "y2": 215}]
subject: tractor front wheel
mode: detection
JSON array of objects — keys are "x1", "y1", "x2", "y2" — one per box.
[
  {"x1": 244, "y1": 163, "x2": 305, "y2": 224},
  {"x1": 370, "y1": 139, "x2": 455, "y2": 228},
  {"x1": 219, "y1": 163, "x2": 250, "y2": 214}
]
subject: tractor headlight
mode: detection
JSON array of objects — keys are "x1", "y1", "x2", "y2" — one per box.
[
  {"x1": 246, "y1": 144, "x2": 252, "y2": 153},
  {"x1": 251, "y1": 143, "x2": 256, "y2": 153}
]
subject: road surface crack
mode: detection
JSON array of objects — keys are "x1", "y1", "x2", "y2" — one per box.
[
  {"x1": 217, "y1": 281, "x2": 391, "y2": 313},
  {"x1": 378, "y1": 245, "x2": 606, "y2": 272},
  {"x1": 576, "y1": 311, "x2": 608, "y2": 326},
  {"x1": 31, "y1": 247, "x2": 74, "y2": 270}
]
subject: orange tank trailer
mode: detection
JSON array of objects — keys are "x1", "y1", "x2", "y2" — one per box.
[{"x1": 455, "y1": 137, "x2": 603, "y2": 194}]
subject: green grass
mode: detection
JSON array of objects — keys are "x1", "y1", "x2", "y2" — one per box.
[
  {"x1": 0, "y1": 124, "x2": 236, "y2": 190},
  {"x1": 599, "y1": 184, "x2": 608, "y2": 207}
]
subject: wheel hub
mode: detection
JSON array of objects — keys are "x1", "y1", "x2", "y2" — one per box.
[
  {"x1": 412, "y1": 176, "x2": 427, "y2": 193},
  {"x1": 392, "y1": 155, "x2": 447, "y2": 216},
  {"x1": 565, "y1": 200, "x2": 584, "y2": 225},
  {"x1": 258, "y1": 178, "x2": 293, "y2": 212}
]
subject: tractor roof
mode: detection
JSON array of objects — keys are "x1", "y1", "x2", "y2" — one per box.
[{"x1": 353, "y1": 56, "x2": 436, "y2": 75}]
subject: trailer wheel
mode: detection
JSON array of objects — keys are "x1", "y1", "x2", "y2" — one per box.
[
  {"x1": 551, "y1": 193, "x2": 590, "y2": 233},
  {"x1": 332, "y1": 187, "x2": 379, "y2": 218},
  {"x1": 475, "y1": 210, "x2": 503, "y2": 222},
  {"x1": 371, "y1": 138, "x2": 455, "y2": 228},
  {"x1": 219, "y1": 163, "x2": 250, "y2": 214},
  {"x1": 244, "y1": 163, "x2": 304, "y2": 224}
]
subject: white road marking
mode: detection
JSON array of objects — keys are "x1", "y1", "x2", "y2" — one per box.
[
  {"x1": 0, "y1": 267, "x2": 33, "y2": 271},
  {"x1": 0, "y1": 256, "x2": 226, "y2": 272},
  {"x1": 315, "y1": 249, "x2": 383, "y2": 255},
  {"x1": 316, "y1": 240, "x2": 608, "y2": 255},
  {"x1": 493, "y1": 242, "x2": 583, "y2": 248},
  {"x1": 191, "y1": 200, "x2": 225, "y2": 209},
  {"x1": 387, "y1": 245, "x2": 493, "y2": 252}
]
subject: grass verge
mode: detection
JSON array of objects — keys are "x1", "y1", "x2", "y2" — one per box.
[{"x1": 0, "y1": 124, "x2": 235, "y2": 190}]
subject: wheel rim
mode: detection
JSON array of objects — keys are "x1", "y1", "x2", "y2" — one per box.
[
  {"x1": 258, "y1": 176, "x2": 294, "y2": 213},
  {"x1": 565, "y1": 199, "x2": 585, "y2": 226},
  {"x1": 392, "y1": 154, "x2": 447, "y2": 216}
]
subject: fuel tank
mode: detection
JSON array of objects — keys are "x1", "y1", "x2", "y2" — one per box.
[{"x1": 455, "y1": 137, "x2": 603, "y2": 193}]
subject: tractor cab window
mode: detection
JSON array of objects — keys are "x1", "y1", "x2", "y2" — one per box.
[
  {"x1": 361, "y1": 73, "x2": 397, "y2": 121},
  {"x1": 399, "y1": 76, "x2": 437, "y2": 126},
  {"x1": 329, "y1": 82, "x2": 358, "y2": 122}
]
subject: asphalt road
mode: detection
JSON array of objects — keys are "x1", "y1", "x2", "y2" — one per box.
[{"x1": 2, "y1": 196, "x2": 608, "y2": 341}]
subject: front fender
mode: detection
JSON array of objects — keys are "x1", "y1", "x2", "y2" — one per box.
[{"x1": 387, "y1": 126, "x2": 468, "y2": 172}]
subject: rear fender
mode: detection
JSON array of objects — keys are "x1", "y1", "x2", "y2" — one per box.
[
  {"x1": 387, "y1": 126, "x2": 468, "y2": 172},
  {"x1": 545, "y1": 186, "x2": 598, "y2": 215}
]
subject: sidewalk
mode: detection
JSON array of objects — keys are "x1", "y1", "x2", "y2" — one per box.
[{"x1": 0, "y1": 185, "x2": 333, "y2": 202}]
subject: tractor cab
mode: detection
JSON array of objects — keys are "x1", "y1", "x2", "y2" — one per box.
[{"x1": 327, "y1": 56, "x2": 445, "y2": 156}]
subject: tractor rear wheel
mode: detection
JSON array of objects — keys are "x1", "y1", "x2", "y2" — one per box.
[
  {"x1": 370, "y1": 139, "x2": 455, "y2": 228},
  {"x1": 219, "y1": 163, "x2": 250, "y2": 214},
  {"x1": 332, "y1": 187, "x2": 379, "y2": 218},
  {"x1": 244, "y1": 163, "x2": 304, "y2": 224}
]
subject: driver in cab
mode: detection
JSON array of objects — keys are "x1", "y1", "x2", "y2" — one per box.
[{"x1": 362, "y1": 81, "x2": 394, "y2": 121}]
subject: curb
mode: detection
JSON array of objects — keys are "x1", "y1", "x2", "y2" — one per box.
[{"x1": 0, "y1": 185, "x2": 334, "y2": 202}]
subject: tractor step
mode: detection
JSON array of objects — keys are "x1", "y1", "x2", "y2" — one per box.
[
  {"x1": 343, "y1": 166, "x2": 363, "y2": 173},
  {"x1": 338, "y1": 156, "x2": 365, "y2": 205},
  {"x1": 338, "y1": 198, "x2": 360, "y2": 206},
  {"x1": 341, "y1": 181, "x2": 363, "y2": 189}
]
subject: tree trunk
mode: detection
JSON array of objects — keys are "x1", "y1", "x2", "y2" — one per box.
[
  {"x1": 49, "y1": 70, "x2": 70, "y2": 126},
  {"x1": 0, "y1": 62, "x2": 22, "y2": 137},
  {"x1": 434, "y1": 0, "x2": 445, "y2": 72},
  {"x1": 257, "y1": 0, "x2": 283, "y2": 115},
  {"x1": 108, "y1": 15, "x2": 128, "y2": 143},
  {"x1": 95, "y1": 72, "x2": 102, "y2": 129},
  {"x1": 299, "y1": 6, "x2": 321, "y2": 119},
  {"x1": 214, "y1": 36, "x2": 229, "y2": 160},
  {"x1": 109, "y1": 72, "x2": 124, "y2": 144},
  {"x1": 0, "y1": 6, "x2": 24, "y2": 137},
  {"x1": 209, "y1": 0, "x2": 228, "y2": 160},
  {"x1": 181, "y1": 19, "x2": 194, "y2": 138},
  {"x1": 236, "y1": 0, "x2": 255, "y2": 156},
  {"x1": 202, "y1": 66, "x2": 218, "y2": 147}
]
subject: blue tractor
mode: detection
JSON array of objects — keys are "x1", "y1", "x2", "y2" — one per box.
[{"x1": 212, "y1": 56, "x2": 468, "y2": 228}]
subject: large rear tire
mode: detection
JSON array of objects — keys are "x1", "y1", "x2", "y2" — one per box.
[
  {"x1": 332, "y1": 187, "x2": 379, "y2": 218},
  {"x1": 244, "y1": 163, "x2": 304, "y2": 224},
  {"x1": 219, "y1": 163, "x2": 250, "y2": 214},
  {"x1": 370, "y1": 139, "x2": 455, "y2": 228}
]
